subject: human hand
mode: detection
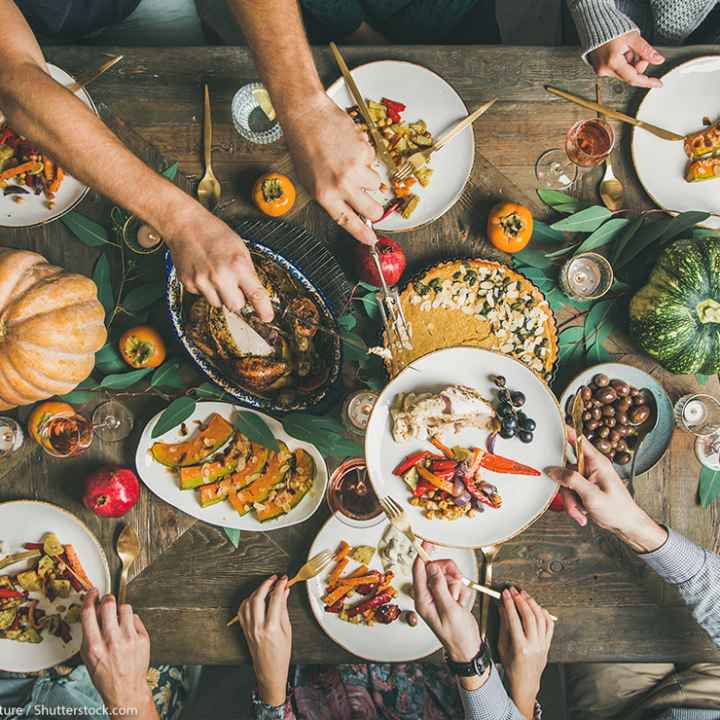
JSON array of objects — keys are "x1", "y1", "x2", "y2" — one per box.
[
  {"x1": 412, "y1": 553, "x2": 479, "y2": 664},
  {"x1": 162, "y1": 204, "x2": 274, "y2": 321},
  {"x1": 588, "y1": 31, "x2": 664, "y2": 88},
  {"x1": 498, "y1": 587, "x2": 554, "y2": 719},
  {"x1": 237, "y1": 575, "x2": 291, "y2": 707},
  {"x1": 80, "y1": 589, "x2": 157, "y2": 718},
  {"x1": 283, "y1": 93, "x2": 383, "y2": 246},
  {"x1": 547, "y1": 426, "x2": 667, "y2": 552}
]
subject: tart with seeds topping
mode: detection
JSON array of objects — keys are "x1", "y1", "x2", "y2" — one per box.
[{"x1": 383, "y1": 259, "x2": 558, "y2": 381}]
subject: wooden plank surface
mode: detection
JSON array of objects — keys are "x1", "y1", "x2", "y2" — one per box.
[{"x1": 1, "y1": 45, "x2": 718, "y2": 665}]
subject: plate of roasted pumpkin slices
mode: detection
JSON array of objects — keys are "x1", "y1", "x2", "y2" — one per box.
[
  {"x1": 135, "y1": 402, "x2": 328, "y2": 531},
  {"x1": 632, "y1": 55, "x2": 720, "y2": 229},
  {"x1": 0, "y1": 501, "x2": 111, "y2": 672},
  {"x1": 306, "y1": 514, "x2": 477, "y2": 661}
]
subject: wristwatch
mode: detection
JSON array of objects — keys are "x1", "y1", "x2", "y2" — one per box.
[{"x1": 444, "y1": 639, "x2": 492, "y2": 677}]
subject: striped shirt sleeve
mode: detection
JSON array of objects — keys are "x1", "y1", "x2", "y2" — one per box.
[
  {"x1": 459, "y1": 664, "x2": 527, "y2": 720},
  {"x1": 640, "y1": 528, "x2": 720, "y2": 646}
]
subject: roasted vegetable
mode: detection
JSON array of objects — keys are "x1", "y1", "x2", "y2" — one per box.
[
  {"x1": 151, "y1": 413, "x2": 234, "y2": 467},
  {"x1": 42, "y1": 532, "x2": 64, "y2": 557},
  {"x1": 228, "y1": 441, "x2": 291, "y2": 515},
  {"x1": 16, "y1": 570, "x2": 41, "y2": 592},
  {"x1": 254, "y1": 448, "x2": 315, "y2": 522},
  {"x1": 0, "y1": 607, "x2": 16, "y2": 630},
  {"x1": 684, "y1": 122, "x2": 720, "y2": 160},
  {"x1": 685, "y1": 157, "x2": 720, "y2": 182},
  {"x1": 197, "y1": 444, "x2": 269, "y2": 507},
  {"x1": 179, "y1": 432, "x2": 251, "y2": 490}
]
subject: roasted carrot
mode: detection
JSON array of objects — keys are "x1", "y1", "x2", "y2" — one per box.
[
  {"x1": 416, "y1": 464, "x2": 455, "y2": 494},
  {"x1": 337, "y1": 571, "x2": 381, "y2": 588},
  {"x1": 0, "y1": 160, "x2": 38, "y2": 182},
  {"x1": 334, "y1": 541, "x2": 351, "y2": 562},
  {"x1": 430, "y1": 436, "x2": 454, "y2": 458},
  {"x1": 322, "y1": 565, "x2": 368, "y2": 606},
  {"x1": 48, "y1": 166, "x2": 64, "y2": 194},
  {"x1": 43, "y1": 158, "x2": 54, "y2": 183},
  {"x1": 62, "y1": 545, "x2": 92, "y2": 590},
  {"x1": 327, "y1": 557, "x2": 349, "y2": 586}
]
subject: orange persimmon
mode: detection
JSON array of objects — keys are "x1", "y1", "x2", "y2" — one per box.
[
  {"x1": 486, "y1": 202, "x2": 533, "y2": 254},
  {"x1": 27, "y1": 401, "x2": 75, "y2": 446},
  {"x1": 119, "y1": 325, "x2": 166, "y2": 369},
  {"x1": 252, "y1": 172, "x2": 296, "y2": 217}
]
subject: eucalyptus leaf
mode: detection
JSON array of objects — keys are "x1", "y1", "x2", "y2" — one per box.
[
  {"x1": 586, "y1": 336, "x2": 611, "y2": 365},
  {"x1": 358, "y1": 281, "x2": 378, "y2": 292},
  {"x1": 123, "y1": 283, "x2": 165, "y2": 313},
  {"x1": 232, "y1": 411, "x2": 279, "y2": 452},
  {"x1": 99, "y1": 367, "x2": 153, "y2": 389},
  {"x1": 56, "y1": 390, "x2": 96, "y2": 405},
  {"x1": 532, "y1": 219, "x2": 566, "y2": 244},
  {"x1": 573, "y1": 218, "x2": 629, "y2": 256},
  {"x1": 609, "y1": 216, "x2": 644, "y2": 265},
  {"x1": 558, "y1": 325, "x2": 585, "y2": 365},
  {"x1": 337, "y1": 313, "x2": 357, "y2": 332},
  {"x1": 283, "y1": 413, "x2": 362, "y2": 458},
  {"x1": 95, "y1": 343, "x2": 126, "y2": 374},
  {"x1": 162, "y1": 162, "x2": 179, "y2": 181},
  {"x1": 150, "y1": 359, "x2": 185, "y2": 389},
  {"x1": 151, "y1": 396, "x2": 197, "y2": 439},
  {"x1": 342, "y1": 331, "x2": 369, "y2": 365},
  {"x1": 193, "y1": 382, "x2": 233, "y2": 401},
  {"x1": 61, "y1": 212, "x2": 111, "y2": 247},
  {"x1": 93, "y1": 252, "x2": 114, "y2": 320},
  {"x1": 356, "y1": 293, "x2": 379, "y2": 320},
  {"x1": 537, "y1": 188, "x2": 577, "y2": 207},
  {"x1": 512, "y1": 247, "x2": 555, "y2": 269},
  {"x1": 657, "y1": 211, "x2": 710, "y2": 245},
  {"x1": 696, "y1": 374, "x2": 711, "y2": 386},
  {"x1": 699, "y1": 465, "x2": 720, "y2": 507},
  {"x1": 584, "y1": 299, "x2": 619, "y2": 347},
  {"x1": 551, "y1": 206, "x2": 611, "y2": 233},
  {"x1": 693, "y1": 227, "x2": 720, "y2": 238},
  {"x1": 546, "y1": 287, "x2": 570, "y2": 313},
  {"x1": 223, "y1": 528, "x2": 241, "y2": 548},
  {"x1": 544, "y1": 243, "x2": 579, "y2": 259},
  {"x1": 553, "y1": 202, "x2": 584, "y2": 214},
  {"x1": 615, "y1": 218, "x2": 670, "y2": 269}
]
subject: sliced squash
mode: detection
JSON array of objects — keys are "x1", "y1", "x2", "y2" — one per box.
[
  {"x1": 0, "y1": 607, "x2": 16, "y2": 630},
  {"x1": 151, "y1": 413, "x2": 233, "y2": 467},
  {"x1": 16, "y1": 570, "x2": 40, "y2": 592},
  {"x1": 179, "y1": 432, "x2": 250, "y2": 490},
  {"x1": 256, "y1": 448, "x2": 315, "y2": 522},
  {"x1": 229, "y1": 441, "x2": 292, "y2": 516},
  {"x1": 197, "y1": 444, "x2": 270, "y2": 507}
]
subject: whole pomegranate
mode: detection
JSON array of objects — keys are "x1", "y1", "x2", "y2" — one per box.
[
  {"x1": 83, "y1": 466, "x2": 140, "y2": 518},
  {"x1": 355, "y1": 236, "x2": 406, "y2": 287}
]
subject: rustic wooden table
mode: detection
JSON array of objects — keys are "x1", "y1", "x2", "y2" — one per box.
[{"x1": 0, "y1": 45, "x2": 718, "y2": 665}]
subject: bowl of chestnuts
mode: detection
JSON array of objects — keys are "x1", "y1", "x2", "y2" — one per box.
[{"x1": 559, "y1": 362, "x2": 674, "y2": 478}]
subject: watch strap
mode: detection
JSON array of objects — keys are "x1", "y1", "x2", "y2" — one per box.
[{"x1": 445, "y1": 640, "x2": 491, "y2": 677}]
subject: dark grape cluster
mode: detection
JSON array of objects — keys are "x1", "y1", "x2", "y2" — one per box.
[{"x1": 492, "y1": 375, "x2": 536, "y2": 443}]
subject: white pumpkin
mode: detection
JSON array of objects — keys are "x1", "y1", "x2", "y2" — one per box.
[{"x1": 0, "y1": 248, "x2": 107, "y2": 409}]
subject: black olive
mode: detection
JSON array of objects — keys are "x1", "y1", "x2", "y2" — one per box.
[
  {"x1": 497, "y1": 402, "x2": 514, "y2": 418},
  {"x1": 593, "y1": 373, "x2": 610, "y2": 387},
  {"x1": 499, "y1": 426, "x2": 516, "y2": 439},
  {"x1": 517, "y1": 411, "x2": 527, "y2": 422},
  {"x1": 502, "y1": 416, "x2": 518, "y2": 431},
  {"x1": 510, "y1": 391, "x2": 526, "y2": 407},
  {"x1": 518, "y1": 430, "x2": 533, "y2": 443},
  {"x1": 520, "y1": 417, "x2": 536, "y2": 432},
  {"x1": 494, "y1": 375, "x2": 507, "y2": 388},
  {"x1": 498, "y1": 389, "x2": 511, "y2": 402}
]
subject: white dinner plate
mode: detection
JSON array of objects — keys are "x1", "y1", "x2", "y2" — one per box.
[
  {"x1": 365, "y1": 347, "x2": 564, "y2": 549},
  {"x1": 0, "y1": 500, "x2": 111, "y2": 672},
  {"x1": 135, "y1": 401, "x2": 328, "y2": 531},
  {"x1": 632, "y1": 55, "x2": 720, "y2": 229},
  {"x1": 306, "y1": 513, "x2": 478, "y2": 662},
  {"x1": 0, "y1": 64, "x2": 94, "y2": 228},
  {"x1": 326, "y1": 60, "x2": 475, "y2": 232}
]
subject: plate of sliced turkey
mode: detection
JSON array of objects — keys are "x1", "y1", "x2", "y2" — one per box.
[{"x1": 365, "y1": 346, "x2": 566, "y2": 548}]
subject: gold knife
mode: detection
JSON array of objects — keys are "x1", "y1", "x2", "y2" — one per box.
[
  {"x1": 329, "y1": 42, "x2": 398, "y2": 174},
  {"x1": 571, "y1": 388, "x2": 586, "y2": 477},
  {"x1": 545, "y1": 85, "x2": 684, "y2": 142},
  {"x1": 67, "y1": 55, "x2": 124, "y2": 94}
]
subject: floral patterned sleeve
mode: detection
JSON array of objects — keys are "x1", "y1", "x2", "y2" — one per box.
[{"x1": 252, "y1": 693, "x2": 296, "y2": 720}]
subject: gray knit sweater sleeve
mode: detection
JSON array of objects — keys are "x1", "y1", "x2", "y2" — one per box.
[
  {"x1": 567, "y1": 0, "x2": 638, "y2": 59},
  {"x1": 640, "y1": 528, "x2": 720, "y2": 646}
]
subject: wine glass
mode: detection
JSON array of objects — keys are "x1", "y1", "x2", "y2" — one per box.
[
  {"x1": 535, "y1": 118, "x2": 615, "y2": 189},
  {"x1": 0, "y1": 417, "x2": 24, "y2": 459},
  {"x1": 37, "y1": 399, "x2": 134, "y2": 458}
]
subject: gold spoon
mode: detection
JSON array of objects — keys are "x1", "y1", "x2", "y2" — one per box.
[
  {"x1": 479, "y1": 543, "x2": 502, "y2": 638},
  {"x1": 595, "y1": 81, "x2": 625, "y2": 212},
  {"x1": 627, "y1": 389, "x2": 658, "y2": 490},
  {"x1": 116, "y1": 524, "x2": 140, "y2": 605},
  {"x1": 197, "y1": 83, "x2": 221, "y2": 210}
]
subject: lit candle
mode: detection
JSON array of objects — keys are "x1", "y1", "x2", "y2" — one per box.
[
  {"x1": 342, "y1": 390, "x2": 378, "y2": 435},
  {"x1": 0, "y1": 417, "x2": 22, "y2": 458},
  {"x1": 560, "y1": 252, "x2": 613, "y2": 300},
  {"x1": 137, "y1": 224, "x2": 162, "y2": 249}
]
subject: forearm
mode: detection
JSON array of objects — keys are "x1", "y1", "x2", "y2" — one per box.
[
  {"x1": 459, "y1": 664, "x2": 527, "y2": 720},
  {"x1": 567, "y1": 0, "x2": 638, "y2": 58},
  {"x1": 0, "y1": 60, "x2": 193, "y2": 237},
  {"x1": 640, "y1": 527, "x2": 720, "y2": 646},
  {"x1": 106, "y1": 692, "x2": 159, "y2": 720},
  {"x1": 226, "y1": 0, "x2": 325, "y2": 122}
]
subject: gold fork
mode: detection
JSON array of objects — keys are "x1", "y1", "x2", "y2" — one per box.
[
  {"x1": 378, "y1": 495, "x2": 501, "y2": 600},
  {"x1": 392, "y1": 99, "x2": 496, "y2": 182},
  {"x1": 226, "y1": 550, "x2": 334, "y2": 627}
]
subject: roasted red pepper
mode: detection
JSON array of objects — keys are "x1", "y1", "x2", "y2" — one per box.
[
  {"x1": 416, "y1": 464, "x2": 455, "y2": 495},
  {"x1": 379, "y1": 198, "x2": 402, "y2": 222},
  {"x1": 413, "y1": 480, "x2": 434, "y2": 497},
  {"x1": 393, "y1": 451, "x2": 436, "y2": 476},
  {"x1": 325, "y1": 599, "x2": 344, "y2": 614},
  {"x1": 381, "y1": 98, "x2": 406, "y2": 113},
  {"x1": 480, "y1": 451, "x2": 540, "y2": 476},
  {"x1": 0, "y1": 588, "x2": 24, "y2": 600},
  {"x1": 22, "y1": 543, "x2": 43, "y2": 550},
  {"x1": 347, "y1": 589, "x2": 395, "y2": 618},
  {"x1": 430, "y1": 436, "x2": 454, "y2": 458},
  {"x1": 429, "y1": 459, "x2": 458, "y2": 473}
]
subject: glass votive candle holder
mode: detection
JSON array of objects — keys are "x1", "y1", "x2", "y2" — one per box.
[
  {"x1": 559, "y1": 252, "x2": 614, "y2": 301},
  {"x1": 231, "y1": 82, "x2": 283, "y2": 145}
]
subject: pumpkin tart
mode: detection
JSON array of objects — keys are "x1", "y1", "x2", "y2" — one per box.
[{"x1": 383, "y1": 259, "x2": 558, "y2": 381}]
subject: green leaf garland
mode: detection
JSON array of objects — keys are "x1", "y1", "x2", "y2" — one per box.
[
  {"x1": 61, "y1": 212, "x2": 111, "y2": 247},
  {"x1": 531, "y1": 220, "x2": 566, "y2": 244},
  {"x1": 99, "y1": 367, "x2": 154, "y2": 389},
  {"x1": 573, "y1": 218, "x2": 629, "y2": 256},
  {"x1": 150, "y1": 359, "x2": 185, "y2": 389},
  {"x1": 699, "y1": 466, "x2": 720, "y2": 507},
  {"x1": 123, "y1": 283, "x2": 166, "y2": 313},
  {"x1": 93, "y1": 252, "x2": 114, "y2": 320},
  {"x1": 283, "y1": 413, "x2": 362, "y2": 458},
  {"x1": 151, "y1": 396, "x2": 197, "y2": 439},
  {"x1": 95, "y1": 343, "x2": 127, "y2": 375},
  {"x1": 232, "y1": 411, "x2": 279, "y2": 452},
  {"x1": 162, "y1": 162, "x2": 179, "y2": 181},
  {"x1": 657, "y1": 211, "x2": 711, "y2": 245},
  {"x1": 551, "y1": 206, "x2": 611, "y2": 233}
]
